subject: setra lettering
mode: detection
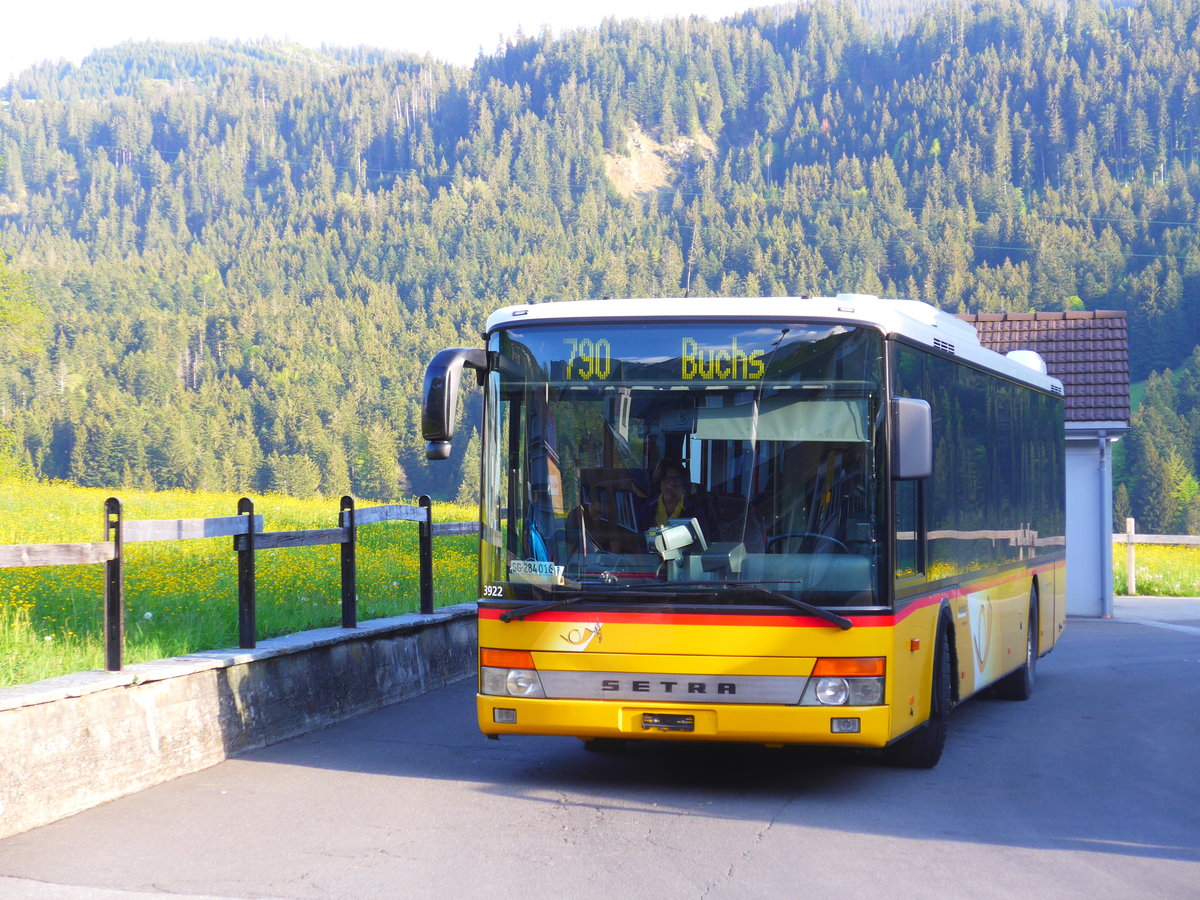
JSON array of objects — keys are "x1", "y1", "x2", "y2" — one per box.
[{"x1": 596, "y1": 678, "x2": 739, "y2": 694}]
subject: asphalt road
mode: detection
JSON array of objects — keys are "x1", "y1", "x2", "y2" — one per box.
[{"x1": 2, "y1": 599, "x2": 1198, "y2": 899}]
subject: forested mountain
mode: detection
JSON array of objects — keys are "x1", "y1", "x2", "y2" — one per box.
[
  {"x1": 1, "y1": 0, "x2": 1198, "y2": 529},
  {"x1": 1117, "y1": 351, "x2": 1200, "y2": 533}
]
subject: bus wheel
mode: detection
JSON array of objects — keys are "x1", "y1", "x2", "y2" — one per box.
[
  {"x1": 885, "y1": 618, "x2": 951, "y2": 769},
  {"x1": 995, "y1": 588, "x2": 1038, "y2": 701}
]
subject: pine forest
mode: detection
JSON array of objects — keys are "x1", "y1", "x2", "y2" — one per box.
[{"x1": 1, "y1": 0, "x2": 1199, "y2": 532}]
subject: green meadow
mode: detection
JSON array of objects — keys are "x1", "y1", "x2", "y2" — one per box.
[
  {"x1": 0, "y1": 480, "x2": 477, "y2": 687},
  {"x1": 1112, "y1": 543, "x2": 1200, "y2": 598},
  {"x1": 4, "y1": 479, "x2": 1196, "y2": 688}
]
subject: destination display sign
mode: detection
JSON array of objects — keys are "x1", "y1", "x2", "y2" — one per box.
[
  {"x1": 499, "y1": 322, "x2": 853, "y2": 387},
  {"x1": 562, "y1": 335, "x2": 767, "y2": 383}
]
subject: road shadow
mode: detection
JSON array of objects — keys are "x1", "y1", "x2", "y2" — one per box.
[{"x1": 249, "y1": 618, "x2": 1200, "y2": 864}]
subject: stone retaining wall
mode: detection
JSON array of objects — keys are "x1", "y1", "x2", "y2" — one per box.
[{"x1": 0, "y1": 605, "x2": 477, "y2": 839}]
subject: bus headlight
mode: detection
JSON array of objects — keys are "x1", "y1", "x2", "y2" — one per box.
[
  {"x1": 803, "y1": 675, "x2": 884, "y2": 706},
  {"x1": 847, "y1": 677, "x2": 885, "y2": 705},
  {"x1": 481, "y1": 666, "x2": 546, "y2": 698},
  {"x1": 480, "y1": 648, "x2": 546, "y2": 698},
  {"x1": 800, "y1": 658, "x2": 886, "y2": 706},
  {"x1": 815, "y1": 677, "x2": 849, "y2": 705},
  {"x1": 506, "y1": 669, "x2": 544, "y2": 697}
]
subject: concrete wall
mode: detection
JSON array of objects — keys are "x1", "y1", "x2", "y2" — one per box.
[{"x1": 0, "y1": 605, "x2": 477, "y2": 840}]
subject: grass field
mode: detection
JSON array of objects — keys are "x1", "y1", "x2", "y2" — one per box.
[
  {"x1": 0, "y1": 480, "x2": 477, "y2": 687},
  {"x1": 5, "y1": 479, "x2": 1196, "y2": 688},
  {"x1": 1112, "y1": 542, "x2": 1200, "y2": 597}
]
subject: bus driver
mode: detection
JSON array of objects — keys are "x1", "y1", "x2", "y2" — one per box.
[{"x1": 638, "y1": 457, "x2": 710, "y2": 534}]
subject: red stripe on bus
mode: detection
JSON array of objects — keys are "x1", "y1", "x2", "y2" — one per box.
[
  {"x1": 895, "y1": 560, "x2": 1065, "y2": 620},
  {"x1": 481, "y1": 560, "x2": 1064, "y2": 628},
  {"x1": 479, "y1": 607, "x2": 897, "y2": 628}
]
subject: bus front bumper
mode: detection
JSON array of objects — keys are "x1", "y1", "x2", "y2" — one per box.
[{"x1": 478, "y1": 695, "x2": 894, "y2": 747}]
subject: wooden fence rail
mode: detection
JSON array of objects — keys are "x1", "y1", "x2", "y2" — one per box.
[
  {"x1": 0, "y1": 494, "x2": 480, "y2": 672},
  {"x1": 0, "y1": 543, "x2": 117, "y2": 568}
]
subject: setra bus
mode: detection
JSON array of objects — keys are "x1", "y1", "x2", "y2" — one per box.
[{"x1": 422, "y1": 295, "x2": 1066, "y2": 767}]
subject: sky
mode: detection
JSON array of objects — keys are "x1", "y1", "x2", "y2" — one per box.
[{"x1": 2, "y1": 0, "x2": 771, "y2": 85}]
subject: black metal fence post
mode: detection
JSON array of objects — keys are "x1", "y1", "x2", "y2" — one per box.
[
  {"x1": 418, "y1": 495, "x2": 434, "y2": 614},
  {"x1": 340, "y1": 495, "x2": 357, "y2": 628},
  {"x1": 237, "y1": 497, "x2": 256, "y2": 649},
  {"x1": 103, "y1": 497, "x2": 124, "y2": 672}
]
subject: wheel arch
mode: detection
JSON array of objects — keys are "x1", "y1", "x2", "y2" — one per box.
[{"x1": 937, "y1": 600, "x2": 960, "y2": 705}]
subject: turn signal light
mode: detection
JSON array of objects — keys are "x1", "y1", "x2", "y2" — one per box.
[
  {"x1": 480, "y1": 648, "x2": 535, "y2": 669},
  {"x1": 812, "y1": 657, "x2": 885, "y2": 677}
]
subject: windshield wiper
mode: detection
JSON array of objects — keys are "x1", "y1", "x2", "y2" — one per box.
[
  {"x1": 498, "y1": 586, "x2": 716, "y2": 622},
  {"x1": 499, "y1": 592, "x2": 589, "y2": 622},
  {"x1": 497, "y1": 582, "x2": 850, "y2": 628},
  {"x1": 706, "y1": 581, "x2": 854, "y2": 630}
]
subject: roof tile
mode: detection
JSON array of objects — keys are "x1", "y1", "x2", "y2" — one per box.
[{"x1": 958, "y1": 311, "x2": 1130, "y2": 423}]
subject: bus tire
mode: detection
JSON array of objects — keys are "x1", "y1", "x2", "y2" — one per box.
[
  {"x1": 995, "y1": 587, "x2": 1038, "y2": 701},
  {"x1": 886, "y1": 617, "x2": 951, "y2": 769}
]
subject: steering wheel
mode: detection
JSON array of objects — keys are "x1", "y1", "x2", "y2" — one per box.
[{"x1": 766, "y1": 532, "x2": 849, "y2": 553}]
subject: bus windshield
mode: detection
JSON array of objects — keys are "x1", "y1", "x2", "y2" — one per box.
[{"x1": 481, "y1": 321, "x2": 886, "y2": 609}]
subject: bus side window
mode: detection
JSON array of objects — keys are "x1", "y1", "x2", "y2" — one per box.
[
  {"x1": 892, "y1": 343, "x2": 926, "y2": 581},
  {"x1": 894, "y1": 479, "x2": 923, "y2": 579}
]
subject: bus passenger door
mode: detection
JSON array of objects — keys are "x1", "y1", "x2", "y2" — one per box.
[{"x1": 892, "y1": 478, "x2": 936, "y2": 724}]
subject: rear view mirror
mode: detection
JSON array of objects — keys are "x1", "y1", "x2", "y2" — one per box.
[
  {"x1": 892, "y1": 397, "x2": 932, "y2": 480},
  {"x1": 422, "y1": 348, "x2": 487, "y2": 459}
]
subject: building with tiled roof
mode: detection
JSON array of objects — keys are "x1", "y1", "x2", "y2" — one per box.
[
  {"x1": 960, "y1": 311, "x2": 1130, "y2": 425},
  {"x1": 960, "y1": 310, "x2": 1130, "y2": 617}
]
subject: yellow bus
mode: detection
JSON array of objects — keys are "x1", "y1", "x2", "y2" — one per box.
[{"x1": 423, "y1": 295, "x2": 1066, "y2": 767}]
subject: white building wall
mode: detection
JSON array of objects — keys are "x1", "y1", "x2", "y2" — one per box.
[
  {"x1": 1065, "y1": 426, "x2": 1122, "y2": 617},
  {"x1": 1066, "y1": 441, "x2": 1102, "y2": 616}
]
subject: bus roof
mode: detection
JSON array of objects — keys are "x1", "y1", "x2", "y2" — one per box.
[{"x1": 484, "y1": 295, "x2": 1064, "y2": 395}]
